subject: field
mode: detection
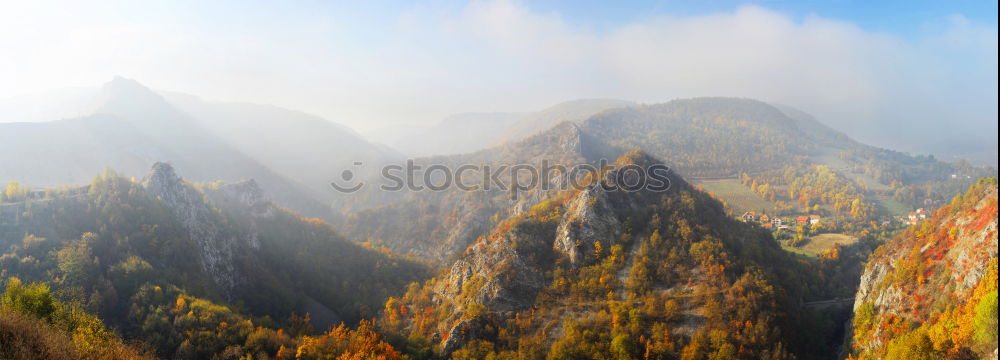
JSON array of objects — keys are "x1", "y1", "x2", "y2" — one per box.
[
  {"x1": 876, "y1": 196, "x2": 910, "y2": 216},
  {"x1": 796, "y1": 233, "x2": 859, "y2": 256},
  {"x1": 696, "y1": 179, "x2": 775, "y2": 213}
]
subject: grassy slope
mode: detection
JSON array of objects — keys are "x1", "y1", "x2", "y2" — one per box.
[{"x1": 697, "y1": 179, "x2": 775, "y2": 213}]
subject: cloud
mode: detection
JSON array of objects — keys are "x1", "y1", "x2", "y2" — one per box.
[
  {"x1": 2, "y1": 0, "x2": 996, "y2": 163},
  {"x1": 442, "y1": 2, "x2": 996, "y2": 161}
]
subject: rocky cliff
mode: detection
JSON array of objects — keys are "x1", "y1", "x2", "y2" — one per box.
[
  {"x1": 851, "y1": 178, "x2": 998, "y2": 359},
  {"x1": 142, "y1": 162, "x2": 272, "y2": 296}
]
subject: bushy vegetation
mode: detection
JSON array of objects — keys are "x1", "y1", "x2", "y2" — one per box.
[
  {"x1": 0, "y1": 169, "x2": 429, "y2": 358},
  {"x1": 379, "y1": 157, "x2": 850, "y2": 359},
  {"x1": 849, "y1": 178, "x2": 999, "y2": 359},
  {"x1": 1, "y1": 277, "x2": 151, "y2": 359},
  {"x1": 740, "y1": 165, "x2": 877, "y2": 220}
]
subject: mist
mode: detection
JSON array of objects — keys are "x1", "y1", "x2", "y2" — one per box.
[{"x1": 2, "y1": 0, "x2": 997, "y2": 164}]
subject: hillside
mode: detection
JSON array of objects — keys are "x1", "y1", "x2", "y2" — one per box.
[
  {"x1": 378, "y1": 150, "x2": 839, "y2": 359},
  {"x1": 569, "y1": 97, "x2": 994, "y2": 219},
  {"x1": 0, "y1": 163, "x2": 429, "y2": 358},
  {"x1": 340, "y1": 121, "x2": 623, "y2": 260},
  {"x1": 850, "y1": 178, "x2": 998, "y2": 359},
  {"x1": 1, "y1": 279, "x2": 152, "y2": 360},
  {"x1": 577, "y1": 98, "x2": 827, "y2": 178}
]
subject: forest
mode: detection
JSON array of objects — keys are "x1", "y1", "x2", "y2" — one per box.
[{"x1": 1, "y1": 169, "x2": 428, "y2": 359}]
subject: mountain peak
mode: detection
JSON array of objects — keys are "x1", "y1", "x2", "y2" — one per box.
[
  {"x1": 101, "y1": 76, "x2": 156, "y2": 96},
  {"x1": 143, "y1": 161, "x2": 184, "y2": 194},
  {"x1": 97, "y1": 76, "x2": 173, "y2": 115}
]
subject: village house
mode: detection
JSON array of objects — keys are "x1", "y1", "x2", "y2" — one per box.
[
  {"x1": 771, "y1": 217, "x2": 783, "y2": 227},
  {"x1": 741, "y1": 211, "x2": 757, "y2": 222},
  {"x1": 907, "y1": 208, "x2": 929, "y2": 225},
  {"x1": 796, "y1": 215, "x2": 809, "y2": 226},
  {"x1": 809, "y1": 215, "x2": 821, "y2": 225},
  {"x1": 759, "y1": 214, "x2": 769, "y2": 223}
]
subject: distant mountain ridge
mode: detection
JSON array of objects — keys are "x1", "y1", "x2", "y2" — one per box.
[
  {"x1": 0, "y1": 77, "x2": 399, "y2": 218},
  {"x1": 341, "y1": 97, "x2": 995, "y2": 262}
]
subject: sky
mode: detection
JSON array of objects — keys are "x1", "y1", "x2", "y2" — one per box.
[{"x1": 1, "y1": 0, "x2": 997, "y2": 163}]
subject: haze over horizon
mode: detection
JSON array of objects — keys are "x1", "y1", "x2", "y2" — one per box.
[
  {"x1": 2, "y1": 0, "x2": 997, "y2": 165},
  {"x1": 2, "y1": 3, "x2": 999, "y2": 359}
]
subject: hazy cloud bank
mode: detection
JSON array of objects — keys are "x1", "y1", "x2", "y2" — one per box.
[{"x1": 2, "y1": 0, "x2": 996, "y2": 163}]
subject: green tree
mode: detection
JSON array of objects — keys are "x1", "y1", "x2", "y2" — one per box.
[
  {"x1": 1, "y1": 277, "x2": 56, "y2": 320},
  {"x1": 972, "y1": 290, "x2": 998, "y2": 352}
]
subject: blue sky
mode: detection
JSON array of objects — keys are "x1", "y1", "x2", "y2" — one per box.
[
  {"x1": 527, "y1": 0, "x2": 998, "y2": 36},
  {"x1": 2, "y1": 0, "x2": 997, "y2": 163}
]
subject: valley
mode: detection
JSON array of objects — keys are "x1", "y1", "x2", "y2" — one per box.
[{"x1": 1, "y1": 79, "x2": 996, "y2": 360}]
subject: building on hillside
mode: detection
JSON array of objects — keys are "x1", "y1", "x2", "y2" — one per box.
[
  {"x1": 796, "y1": 216, "x2": 809, "y2": 226},
  {"x1": 741, "y1": 211, "x2": 757, "y2": 222},
  {"x1": 771, "y1": 217, "x2": 783, "y2": 227},
  {"x1": 759, "y1": 214, "x2": 770, "y2": 223},
  {"x1": 809, "y1": 215, "x2": 821, "y2": 225},
  {"x1": 907, "y1": 208, "x2": 929, "y2": 225}
]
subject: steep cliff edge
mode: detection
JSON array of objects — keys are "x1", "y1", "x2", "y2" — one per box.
[
  {"x1": 143, "y1": 161, "x2": 262, "y2": 295},
  {"x1": 850, "y1": 178, "x2": 998, "y2": 359}
]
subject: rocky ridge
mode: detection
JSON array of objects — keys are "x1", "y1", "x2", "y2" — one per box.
[
  {"x1": 142, "y1": 162, "x2": 275, "y2": 296},
  {"x1": 425, "y1": 150, "x2": 675, "y2": 353}
]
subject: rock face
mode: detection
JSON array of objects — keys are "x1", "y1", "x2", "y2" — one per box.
[
  {"x1": 554, "y1": 185, "x2": 624, "y2": 265},
  {"x1": 434, "y1": 226, "x2": 548, "y2": 313},
  {"x1": 851, "y1": 180, "x2": 998, "y2": 356},
  {"x1": 143, "y1": 162, "x2": 269, "y2": 295},
  {"x1": 431, "y1": 221, "x2": 551, "y2": 354}
]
